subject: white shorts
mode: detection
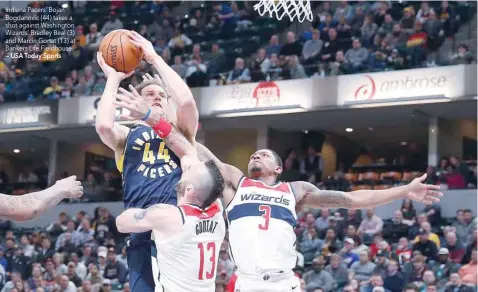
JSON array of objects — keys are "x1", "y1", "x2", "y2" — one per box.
[{"x1": 231, "y1": 272, "x2": 301, "y2": 292}]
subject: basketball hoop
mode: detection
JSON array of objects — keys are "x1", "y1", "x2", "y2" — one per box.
[{"x1": 254, "y1": 0, "x2": 313, "y2": 23}]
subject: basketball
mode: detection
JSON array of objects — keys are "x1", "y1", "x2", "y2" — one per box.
[{"x1": 99, "y1": 29, "x2": 143, "y2": 73}]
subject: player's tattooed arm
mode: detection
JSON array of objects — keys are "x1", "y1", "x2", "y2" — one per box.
[
  {"x1": 0, "y1": 176, "x2": 83, "y2": 221},
  {"x1": 116, "y1": 204, "x2": 176, "y2": 233},
  {"x1": 291, "y1": 180, "x2": 412, "y2": 210},
  {"x1": 291, "y1": 181, "x2": 353, "y2": 209}
]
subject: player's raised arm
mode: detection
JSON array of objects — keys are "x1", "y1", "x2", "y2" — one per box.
[
  {"x1": 94, "y1": 52, "x2": 133, "y2": 151},
  {"x1": 291, "y1": 174, "x2": 442, "y2": 209},
  {"x1": 127, "y1": 31, "x2": 199, "y2": 141},
  {"x1": 0, "y1": 176, "x2": 83, "y2": 221},
  {"x1": 116, "y1": 204, "x2": 182, "y2": 233}
]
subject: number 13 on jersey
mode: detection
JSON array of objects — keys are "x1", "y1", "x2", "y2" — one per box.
[{"x1": 198, "y1": 242, "x2": 216, "y2": 280}]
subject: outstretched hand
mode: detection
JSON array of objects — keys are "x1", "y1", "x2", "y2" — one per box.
[
  {"x1": 406, "y1": 174, "x2": 443, "y2": 204},
  {"x1": 54, "y1": 176, "x2": 83, "y2": 198},
  {"x1": 127, "y1": 30, "x2": 157, "y2": 64},
  {"x1": 96, "y1": 52, "x2": 134, "y2": 81}
]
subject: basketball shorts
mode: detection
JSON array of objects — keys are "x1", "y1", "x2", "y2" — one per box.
[
  {"x1": 230, "y1": 271, "x2": 301, "y2": 292},
  {"x1": 126, "y1": 233, "x2": 157, "y2": 292}
]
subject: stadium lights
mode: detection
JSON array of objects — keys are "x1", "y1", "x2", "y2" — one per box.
[
  {"x1": 61, "y1": 3, "x2": 68, "y2": 8},
  {"x1": 345, "y1": 128, "x2": 353, "y2": 132},
  {"x1": 401, "y1": 142, "x2": 408, "y2": 146},
  {"x1": 13, "y1": 149, "x2": 20, "y2": 154}
]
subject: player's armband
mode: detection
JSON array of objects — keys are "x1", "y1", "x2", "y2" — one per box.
[{"x1": 152, "y1": 118, "x2": 173, "y2": 138}]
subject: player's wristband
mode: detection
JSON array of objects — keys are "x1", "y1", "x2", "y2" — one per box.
[
  {"x1": 141, "y1": 108, "x2": 152, "y2": 121},
  {"x1": 152, "y1": 117, "x2": 172, "y2": 138}
]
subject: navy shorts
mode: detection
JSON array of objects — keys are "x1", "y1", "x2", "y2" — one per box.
[{"x1": 126, "y1": 232, "x2": 157, "y2": 292}]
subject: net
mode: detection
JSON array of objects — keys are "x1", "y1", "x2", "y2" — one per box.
[{"x1": 253, "y1": 0, "x2": 313, "y2": 23}]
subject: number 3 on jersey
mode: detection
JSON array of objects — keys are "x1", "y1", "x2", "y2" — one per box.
[
  {"x1": 142, "y1": 142, "x2": 170, "y2": 164},
  {"x1": 198, "y1": 242, "x2": 216, "y2": 280},
  {"x1": 258, "y1": 205, "x2": 271, "y2": 230}
]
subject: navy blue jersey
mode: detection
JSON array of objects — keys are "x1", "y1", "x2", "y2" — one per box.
[{"x1": 118, "y1": 124, "x2": 181, "y2": 209}]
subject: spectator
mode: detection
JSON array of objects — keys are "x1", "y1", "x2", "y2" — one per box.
[
  {"x1": 443, "y1": 232, "x2": 465, "y2": 264},
  {"x1": 379, "y1": 14, "x2": 396, "y2": 35},
  {"x1": 374, "y1": 250, "x2": 390, "y2": 278},
  {"x1": 85, "y1": 23, "x2": 103, "y2": 57},
  {"x1": 383, "y1": 211, "x2": 409, "y2": 243},
  {"x1": 55, "y1": 220, "x2": 77, "y2": 251},
  {"x1": 226, "y1": 58, "x2": 251, "y2": 84},
  {"x1": 315, "y1": 210, "x2": 330, "y2": 233},
  {"x1": 325, "y1": 253, "x2": 349, "y2": 290},
  {"x1": 361, "y1": 15, "x2": 379, "y2": 45},
  {"x1": 450, "y1": 44, "x2": 475, "y2": 65},
  {"x1": 19, "y1": 235, "x2": 34, "y2": 258},
  {"x1": 412, "y1": 228, "x2": 438, "y2": 262},
  {"x1": 386, "y1": 24, "x2": 409, "y2": 49},
  {"x1": 300, "y1": 227, "x2": 323, "y2": 266},
  {"x1": 60, "y1": 274, "x2": 77, "y2": 292},
  {"x1": 61, "y1": 76, "x2": 75, "y2": 98},
  {"x1": 100, "y1": 11, "x2": 123, "y2": 35},
  {"x1": 300, "y1": 146, "x2": 324, "y2": 183},
  {"x1": 70, "y1": 253, "x2": 87, "y2": 280},
  {"x1": 384, "y1": 260, "x2": 405, "y2": 292},
  {"x1": 416, "y1": 2, "x2": 434, "y2": 24},
  {"x1": 321, "y1": 28, "x2": 339, "y2": 64},
  {"x1": 454, "y1": 209, "x2": 474, "y2": 246},
  {"x1": 17, "y1": 166, "x2": 39, "y2": 183},
  {"x1": 424, "y1": 11, "x2": 444, "y2": 51},
  {"x1": 339, "y1": 237, "x2": 360, "y2": 269},
  {"x1": 73, "y1": 219, "x2": 95, "y2": 247},
  {"x1": 333, "y1": 1, "x2": 353, "y2": 23},
  {"x1": 444, "y1": 273, "x2": 474, "y2": 292},
  {"x1": 322, "y1": 227, "x2": 342, "y2": 256},
  {"x1": 318, "y1": 13, "x2": 337, "y2": 39},
  {"x1": 171, "y1": 56, "x2": 187, "y2": 79},
  {"x1": 103, "y1": 248, "x2": 127, "y2": 284},
  {"x1": 336, "y1": 16, "x2": 352, "y2": 39},
  {"x1": 280, "y1": 32, "x2": 303, "y2": 57},
  {"x1": 429, "y1": 248, "x2": 459, "y2": 287},
  {"x1": 361, "y1": 274, "x2": 390, "y2": 292},
  {"x1": 204, "y1": 43, "x2": 225, "y2": 77},
  {"x1": 401, "y1": 7, "x2": 416, "y2": 33},
  {"x1": 213, "y1": 2, "x2": 237, "y2": 37},
  {"x1": 86, "y1": 263, "x2": 103, "y2": 285},
  {"x1": 406, "y1": 22, "x2": 428, "y2": 65},
  {"x1": 345, "y1": 39, "x2": 369, "y2": 73},
  {"x1": 358, "y1": 209, "x2": 383, "y2": 245},
  {"x1": 255, "y1": 48, "x2": 270, "y2": 75},
  {"x1": 414, "y1": 222, "x2": 440, "y2": 248},
  {"x1": 458, "y1": 249, "x2": 477, "y2": 285},
  {"x1": 302, "y1": 255, "x2": 334, "y2": 292},
  {"x1": 350, "y1": 250, "x2": 376, "y2": 282},
  {"x1": 406, "y1": 255, "x2": 428, "y2": 284},
  {"x1": 168, "y1": 29, "x2": 192, "y2": 56},
  {"x1": 42, "y1": 76, "x2": 63, "y2": 100},
  {"x1": 423, "y1": 202, "x2": 442, "y2": 229},
  {"x1": 280, "y1": 157, "x2": 301, "y2": 182},
  {"x1": 265, "y1": 35, "x2": 282, "y2": 57},
  {"x1": 302, "y1": 30, "x2": 323, "y2": 65},
  {"x1": 67, "y1": 262, "x2": 83, "y2": 287},
  {"x1": 288, "y1": 56, "x2": 307, "y2": 80}
]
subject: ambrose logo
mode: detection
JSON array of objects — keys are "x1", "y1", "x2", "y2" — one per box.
[{"x1": 353, "y1": 75, "x2": 376, "y2": 100}]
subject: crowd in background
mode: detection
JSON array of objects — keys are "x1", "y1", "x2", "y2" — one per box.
[{"x1": 0, "y1": 1, "x2": 476, "y2": 102}]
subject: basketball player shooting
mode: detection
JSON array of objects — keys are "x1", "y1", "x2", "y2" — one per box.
[
  {"x1": 113, "y1": 105, "x2": 226, "y2": 292},
  {"x1": 115, "y1": 81, "x2": 443, "y2": 291},
  {"x1": 0, "y1": 176, "x2": 83, "y2": 221},
  {"x1": 95, "y1": 31, "x2": 199, "y2": 291}
]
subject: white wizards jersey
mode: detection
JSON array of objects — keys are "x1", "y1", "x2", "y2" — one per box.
[
  {"x1": 152, "y1": 200, "x2": 226, "y2": 292},
  {"x1": 226, "y1": 177, "x2": 298, "y2": 275}
]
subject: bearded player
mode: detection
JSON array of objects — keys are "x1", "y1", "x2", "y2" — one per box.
[
  {"x1": 115, "y1": 33, "x2": 442, "y2": 292},
  {"x1": 114, "y1": 88, "x2": 226, "y2": 292},
  {"x1": 95, "y1": 30, "x2": 199, "y2": 291}
]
